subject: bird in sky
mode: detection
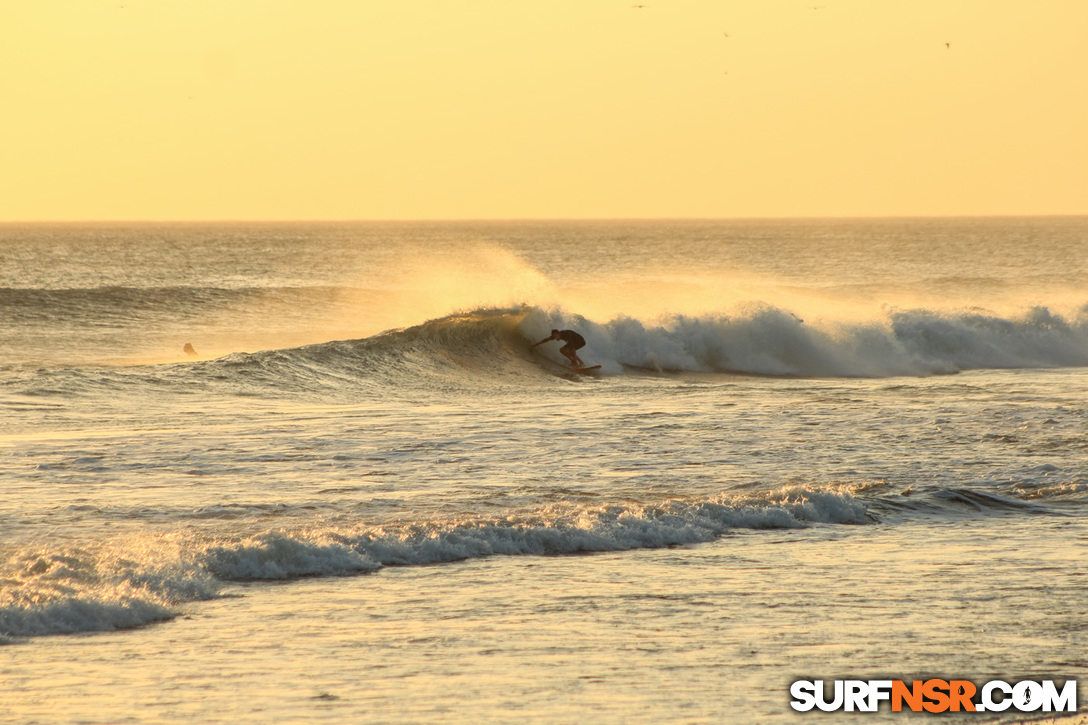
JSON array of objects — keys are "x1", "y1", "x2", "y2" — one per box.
[{"x1": 945, "y1": 42, "x2": 951, "y2": 49}]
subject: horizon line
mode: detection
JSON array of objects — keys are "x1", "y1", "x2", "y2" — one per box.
[{"x1": 3, "y1": 213, "x2": 1088, "y2": 225}]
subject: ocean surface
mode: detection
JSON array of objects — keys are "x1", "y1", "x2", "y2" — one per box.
[{"x1": 1, "y1": 218, "x2": 1086, "y2": 723}]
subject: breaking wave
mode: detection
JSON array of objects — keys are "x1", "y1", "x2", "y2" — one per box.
[
  {"x1": 211, "y1": 301, "x2": 1088, "y2": 387},
  {"x1": 6, "y1": 301, "x2": 1088, "y2": 402},
  {"x1": 0, "y1": 488, "x2": 867, "y2": 642},
  {"x1": 3, "y1": 478, "x2": 1079, "y2": 644}
]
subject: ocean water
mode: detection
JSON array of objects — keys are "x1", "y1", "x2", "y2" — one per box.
[{"x1": 1, "y1": 218, "x2": 1086, "y2": 723}]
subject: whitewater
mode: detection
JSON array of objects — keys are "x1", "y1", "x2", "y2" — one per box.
[{"x1": 1, "y1": 218, "x2": 1086, "y2": 723}]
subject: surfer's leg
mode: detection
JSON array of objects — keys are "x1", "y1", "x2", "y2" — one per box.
[
  {"x1": 560, "y1": 345, "x2": 577, "y2": 367},
  {"x1": 571, "y1": 343, "x2": 585, "y2": 367}
]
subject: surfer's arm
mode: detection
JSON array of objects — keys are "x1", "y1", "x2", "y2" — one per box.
[{"x1": 531, "y1": 337, "x2": 550, "y2": 347}]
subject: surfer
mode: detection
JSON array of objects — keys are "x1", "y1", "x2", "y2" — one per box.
[{"x1": 532, "y1": 329, "x2": 586, "y2": 368}]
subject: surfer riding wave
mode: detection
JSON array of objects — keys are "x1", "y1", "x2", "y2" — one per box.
[{"x1": 532, "y1": 329, "x2": 586, "y2": 368}]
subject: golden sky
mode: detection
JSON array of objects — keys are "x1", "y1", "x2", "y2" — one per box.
[{"x1": 2, "y1": 1, "x2": 1085, "y2": 220}]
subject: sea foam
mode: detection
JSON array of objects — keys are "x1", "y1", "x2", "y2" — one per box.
[{"x1": 0, "y1": 538, "x2": 218, "y2": 641}]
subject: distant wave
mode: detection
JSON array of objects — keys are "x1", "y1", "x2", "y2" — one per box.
[{"x1": 0, "y1": 285, "x2": 346, "y2": 325}]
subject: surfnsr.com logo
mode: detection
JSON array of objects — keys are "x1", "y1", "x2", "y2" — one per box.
[{"x1": 790, "y1": 679, "x2": 1078, "y2": 714}]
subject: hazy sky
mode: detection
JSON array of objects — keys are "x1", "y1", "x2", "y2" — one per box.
[{"x1": 2, "y1": 1, "x2": 1086, "y2": 220}]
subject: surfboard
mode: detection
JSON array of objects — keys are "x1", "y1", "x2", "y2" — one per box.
[{"x1": 573, "y1": 365, "x2": 602, "y2": 373}]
